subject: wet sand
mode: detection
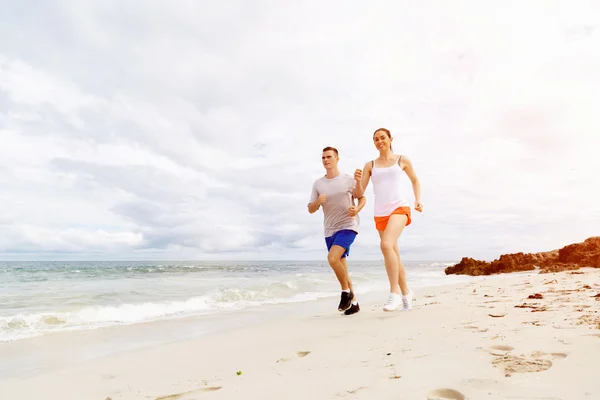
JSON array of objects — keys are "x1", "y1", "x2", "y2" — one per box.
[{"x1": 1, "y1": 268, "x2": 598, "y2": 399}]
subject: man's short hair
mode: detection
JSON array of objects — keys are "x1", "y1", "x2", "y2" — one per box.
[{"x1": 322, "y1": 146, "x2": 339, "y2": 156}]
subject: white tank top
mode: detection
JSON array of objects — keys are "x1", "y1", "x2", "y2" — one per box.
[{"x1": 371, "y1": 155, "x2": 410, "y2": 217}]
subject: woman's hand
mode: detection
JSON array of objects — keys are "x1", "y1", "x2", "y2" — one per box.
[{"x1": 414, "y1": 201, "x2": 423, "y2": 212}]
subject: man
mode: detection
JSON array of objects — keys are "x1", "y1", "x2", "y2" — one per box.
[{"x1": 308, "y1": 146, "x2": 366, "y2": 315}]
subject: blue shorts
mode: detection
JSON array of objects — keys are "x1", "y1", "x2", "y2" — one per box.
[{"x1": 325, "y1": 229, "x2": 358, "y2": 258}]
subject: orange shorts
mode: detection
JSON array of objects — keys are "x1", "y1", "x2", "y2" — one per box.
[{"x1": 374, "y1": 206, "x2": 411, "y2": 231}]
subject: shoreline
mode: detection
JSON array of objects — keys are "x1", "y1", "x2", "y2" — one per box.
[
  {"x1": 2, "y1": 268, "x2": 598, "y2": 399},
  {"x1": 0, "y1": 266, "x2": 480, "y2": 381},
  {"x1": 0, "y1": 260, "x2": 458, "y2": 344}
]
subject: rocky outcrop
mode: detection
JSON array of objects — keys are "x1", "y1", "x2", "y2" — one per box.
[
  {"x1": 443, "y1": 257, "x2": 494, "y2": 276},
  {"x1": 445, "y1": 237, "x2": 600, "y2": 276},
  {"x1": 558, "y1": 237, "x2": 600, "y2": 267}
]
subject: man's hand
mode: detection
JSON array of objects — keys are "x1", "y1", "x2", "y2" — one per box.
[
  {"x1": 348, "y1": 205, "x2": 359, "y2": 217},
  {"x1": 308, "y1": 194, "x2": 327, "y2": 214},
  {"x1": 414, "y1": 201, "x2": 423, "y2": 212},
  {"x1": 354, "y1": 169, "x2": 362, "y2": 182}
]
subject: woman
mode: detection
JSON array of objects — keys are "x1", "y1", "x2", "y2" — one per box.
[{"x1": 353, "y1": 128, "x2": 423, "y2": 312}]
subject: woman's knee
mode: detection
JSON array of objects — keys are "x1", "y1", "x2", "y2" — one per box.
[{"x1": 380, "y1": 239, "x2": 395, "y2": 252}]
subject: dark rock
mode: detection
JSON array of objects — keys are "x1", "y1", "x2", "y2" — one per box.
[{"x1": 445, "y1": 237, "x2": 600, "y2": 276}]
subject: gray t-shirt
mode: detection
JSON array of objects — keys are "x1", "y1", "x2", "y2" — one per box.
[{"x1": 309, "y1": 173, "x2": 360, "y2": 237}]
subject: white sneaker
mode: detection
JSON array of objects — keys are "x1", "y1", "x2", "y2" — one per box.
[
  {"x1": 402, "y1": 289, "x2": 413, "y2": 311},
  {"x1": 383, "y1": 292, "x2": 402, "y2": 312}
]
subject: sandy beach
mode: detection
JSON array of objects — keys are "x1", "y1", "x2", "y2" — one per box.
[{"x1": 1, "y1": 268, "x2": 599, "y2": 400}]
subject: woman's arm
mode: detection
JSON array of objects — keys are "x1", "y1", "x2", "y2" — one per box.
[
  {"x1": 353, "y1": 161, "x2": 372, "y2": 199},
  {"x1": 401, "y1": 156, "x2": 423, "y2": 212}
]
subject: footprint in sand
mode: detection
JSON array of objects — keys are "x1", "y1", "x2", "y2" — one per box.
[
  {"x1": 156, "y1": 386, "x2": 222, "y2": 400},
  {"x1": 462, "y1": 325, "x2": 488, "y2": 333},
  {"x1": 552, "y1": 324, "x2": 577, "y2": 330},
  {"x1": 522, "y1": 320, "x2": 544, "y2": 327},
  {"x1": 427, "y1": 388, "x2": 466, "y2": 400},
  {"x1": 488, "y1": 345, "x2": 514, "y2": 356},
  {"x1": 550, "y1": 352, "x2": 568, "y2": 359},
  {"x1": 276, "y1": 350, "x2": 311, "y2": 363},
  {"x1": 530, "y1": 350, "x2": 568, "y2": 359},
  {"x1": 491, "y1": 352, "x2": 554, "y2": 374}
]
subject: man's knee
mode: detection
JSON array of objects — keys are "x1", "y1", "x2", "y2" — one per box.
[
  {"x1": 327, "y1": 251, "x2": 342, "y2": 265},
  {"x1": 380, "y1": 239, "x2": 395, "y2": 252}
]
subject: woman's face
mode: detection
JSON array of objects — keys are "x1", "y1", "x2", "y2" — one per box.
[{"x1": 373, "y1": 130, "x2": 391, "y2": 151}]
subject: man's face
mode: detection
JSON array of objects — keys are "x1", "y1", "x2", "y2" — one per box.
[{"x1": 322, "y1": 150, "x2": 338, "y2": 169}]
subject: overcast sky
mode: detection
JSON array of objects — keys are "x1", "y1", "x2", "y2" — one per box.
[{"x1": 1, "y1": 1, "x2": 599, "y2": 261}]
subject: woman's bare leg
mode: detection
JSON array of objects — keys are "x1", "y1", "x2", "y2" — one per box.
[
  {"x1": 378, "y1": 214, "x2": 408, "y2": 295},
  {"x1": 393, "y1": 241, "x2": 409, "y2": 294}
]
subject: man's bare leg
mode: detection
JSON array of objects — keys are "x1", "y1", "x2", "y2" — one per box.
[
  {"x1": 340, "y1": 256, "x2": 360, "y2": 315},
  {"x1": 327, "y1": 245, "x2": 358, "y2": 312},
  {"x1": 340, "y1": 257, "x2": 357, "y2": 301},
  {"x1": 327, "y1": 245, "x2": 350, "y2": 290}
]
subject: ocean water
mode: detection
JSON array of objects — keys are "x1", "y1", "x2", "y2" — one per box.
[{"x1": 0, "y1": 260, "x2": 468, "y2": 343}]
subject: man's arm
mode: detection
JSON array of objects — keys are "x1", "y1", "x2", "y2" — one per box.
[
  {"x1": 348, "y1": 194, "x2": 366, "y2": 217},
  {"x1": 307, "y1": 181, "x2": 323, "y2": 214},
  {"x1": 353, "y1": 161, "x2": 372, "y2": 199},
  {"x1": 400, "y1": 155, "x2": 422, "y2": 212},
  {"x1": 308, "y1": 199, "x2": 321, "y2": 214},
  {"x1": 355, "y1": 195, "x2": 366, "y2": 213}
]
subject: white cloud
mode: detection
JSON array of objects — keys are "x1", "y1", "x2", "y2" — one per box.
[
  {"x1": 2, "y1": 224, "x2": 143, "y2": 253},
  {"x1": 1, "y1": 0, "x2": 599, "y2": 261}
]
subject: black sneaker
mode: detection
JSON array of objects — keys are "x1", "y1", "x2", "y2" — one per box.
[
  {"x1": 338, "y1": 291, "x2": 354, "y2": 311},
  {"x1": 344, "y1": 302, "x2": 360, "y2": 315}
]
